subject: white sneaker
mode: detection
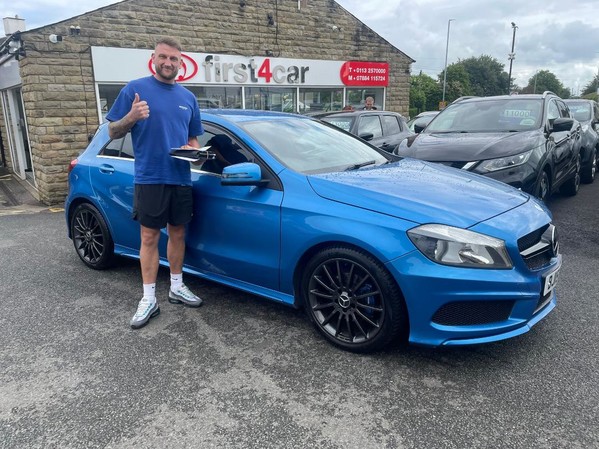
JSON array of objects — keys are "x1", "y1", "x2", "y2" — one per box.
[
  {"x1": 168, "y1": 284, "x2": 203, "y2": 308},
  {"x1": 130, "y1": 298, "x2": 160, "y2": 329}
]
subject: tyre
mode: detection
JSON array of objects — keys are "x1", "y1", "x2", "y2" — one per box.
[
  {"x1": 581, "y1": 148, "x2": 596, "y2": 184},
  {"x1": 535, "y1": 170, "x2": 551, "y2": 203},
  {"x1": 560, "y1": 153, "x2": 581, "y2": 196},
  {"x1": 301, "y1": 246, "x2": 407, "y2": 352},
  {"x1": 70, "y1": 203, "x2": 115, "y2": 270}
]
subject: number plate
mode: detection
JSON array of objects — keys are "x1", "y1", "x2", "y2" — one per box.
[{"x1": 542, "y1": 268, "x2": 559, "y2": 296}]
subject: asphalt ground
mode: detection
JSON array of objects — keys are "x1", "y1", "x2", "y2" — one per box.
[{"x1": 0, "y1": 177, "x2": 597, "y2": 448}]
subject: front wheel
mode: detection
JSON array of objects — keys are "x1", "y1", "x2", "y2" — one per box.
[
  {"x1": 70, "y1": 203, "x2": 115, "y2": 270},
  {"x1": 301, "y1": 246, "x2": 407, "y2": 352},
  {"x1": 536, "y1": 170, "x2": 551, "y2": 202}
]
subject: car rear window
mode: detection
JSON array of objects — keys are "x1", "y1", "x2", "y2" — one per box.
[{"x1": 321, "y1": 116, "x2": 352, "y2": 132}]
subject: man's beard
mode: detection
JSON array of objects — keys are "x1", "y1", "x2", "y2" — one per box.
[{"x1": 156, "y1": 65, "x2": 179, "y2": 81}]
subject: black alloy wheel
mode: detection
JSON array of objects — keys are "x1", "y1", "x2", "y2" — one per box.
[
  {"x1": 70, "y1": 203, "x2": 115, "y2": 270},
  {"x1": 302, "y1": 246, "x2": 406, "y2": 352},
  {"x1": 536, "y1": 170, "x2": 551, "y2": 203}
]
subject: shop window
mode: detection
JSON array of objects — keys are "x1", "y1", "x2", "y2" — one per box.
[
  {"x1": 346, "y1": 88, "x2": 384, "y2": 110},
  {"x1": 98, "y1": 84, "x2": 126, "y2": 121},
  {"x1": 184, "y1": 86, "x2": 242, "y2": 109},
  {"x1": 245, "y1": 87, "x2": 296, "y2": 112},
  {"x1": 299, "y1": 88, "x2": 344, "y2": 113}
]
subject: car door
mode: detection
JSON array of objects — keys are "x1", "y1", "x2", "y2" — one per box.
[
  {"x1": 356, "y1": 114, "x2": 386, "y2": 149},
  {"x1": 547, "y1": 99, "x2": 574, "y2": 184},
  {"x1": 90, "y1": 132, "x2": 141, "y2": 252},
  {"x1": 381, "y1": 114, "x2": 410, "y2": 151},
  {"x1": 183, "y1": 125, "x2": 284, "y2": 291}
]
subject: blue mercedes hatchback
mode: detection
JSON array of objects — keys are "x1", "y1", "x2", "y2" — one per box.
[{"x1": 65, "y1": 110, "x2": 561, "y2": 352}]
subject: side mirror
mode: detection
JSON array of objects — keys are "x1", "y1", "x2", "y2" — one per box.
[
  {"x1": 413, "y1": 117, "x2": 433, "y2": 134},
  {"x1": 551, "y1": 117, "x2": 574, "y2": 133},
  {"x1": 221, "y1": 162, "x2": 265, "y2": 186},
  {"x1": 359, "y1": 132, "x2": 374, "y2": 141}
]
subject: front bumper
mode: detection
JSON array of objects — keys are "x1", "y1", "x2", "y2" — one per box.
[{"x1": 388, "y1": 249, "x2": 560, "y2": 347}]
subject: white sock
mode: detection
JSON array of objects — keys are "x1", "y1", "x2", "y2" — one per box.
[
  {"x1": 170, "y1": 273, "x2": 183, "y2": 291},
  {"x1": 143, "y1": 283, "x2": 156, "y2": 302}
]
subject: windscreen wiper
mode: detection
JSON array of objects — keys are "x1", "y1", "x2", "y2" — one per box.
[{"x1": 344, "y1": 160, "x2": 377, "y2": 171}]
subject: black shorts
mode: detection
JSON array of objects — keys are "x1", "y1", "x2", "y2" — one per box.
[{"x1": 133, "y1": 184, "x2": 193, "y2": 229}]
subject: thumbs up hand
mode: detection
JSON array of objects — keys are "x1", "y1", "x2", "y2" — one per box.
[{"x1": 129, "y1": 93, "x2": 150, "y2": 121}]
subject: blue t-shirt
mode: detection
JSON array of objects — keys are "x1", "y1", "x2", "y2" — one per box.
[{"x1": 106, "y1": 76, "x2": 203, "y2": 185}]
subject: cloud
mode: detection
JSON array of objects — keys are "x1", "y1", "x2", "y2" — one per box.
[{"x1": 3, "y1": 0, "x2": 599, "y2": 94}]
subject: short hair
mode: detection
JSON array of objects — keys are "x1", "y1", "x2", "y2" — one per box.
[{"x1": 155, "y1": 36, "x2": 182, "y2": 52}]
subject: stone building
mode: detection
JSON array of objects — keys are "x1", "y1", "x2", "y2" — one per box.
[{"x1": 0, "y1": 0, "x2": 414, "y2": 205}]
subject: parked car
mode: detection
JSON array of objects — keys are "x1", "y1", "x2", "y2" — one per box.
[
  {"x1": 395, "y1": 92, "x2": 582, "y2": 202},
  {"x1": 407, "y1": 110, "x2": 439, "y2": 132},
  {"x1": 314, "y1": 110, "x2": 413, "y2": 153},
  {"x1": 66, "y1": 110, "x2": 560, "y2": 352},
  {"x1": 564, "y1": 99, "x2": 599, "y2": 183}
]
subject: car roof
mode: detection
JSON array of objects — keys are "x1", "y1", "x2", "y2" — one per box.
[
  {"x1": 315, "y1": 110, "x2": 406, "y2": 119},
  {"x1": 564, "y1": 99, "x2": 595, "y2": 104},
  {"x1": 200, "y1": 109, "x2": 311, "y2": 123},
  {"x1": 455, "y1": 92, "x2": 560, "y2": 105}
]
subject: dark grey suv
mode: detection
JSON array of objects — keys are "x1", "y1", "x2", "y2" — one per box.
[
  {"x1": 395, "y1": 91, "x2": 582, "y2": 202},
  {"x1": 564, "y1": 99, "x2": 598, "y2": 183},
  {"x1": 314, "y1": 110, "x2": 413, "y2": 153}
]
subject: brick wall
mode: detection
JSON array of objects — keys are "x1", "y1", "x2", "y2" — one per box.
[{"x1": 12, "y1": 0, "x2": 413, "y2": 204}]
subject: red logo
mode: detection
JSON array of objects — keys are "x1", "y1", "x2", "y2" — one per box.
[{"x1": 147, "y1": 53, "x2": 198, "y2": 82}]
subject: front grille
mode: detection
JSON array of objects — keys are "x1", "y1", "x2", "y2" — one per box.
[
  {"x1": 432, "y1": 300, "x2": 515, "y2": 326},
  {"x1": 518, "y1": 224, "x2": 557, "y2": 271},
  {"x1": 518, "y1": 225, "x2": 548, "y2": 251}
]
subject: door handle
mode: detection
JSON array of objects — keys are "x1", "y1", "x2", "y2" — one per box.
[{"x1": 99, "y1": 164, "x2": 115, "y2": 174}]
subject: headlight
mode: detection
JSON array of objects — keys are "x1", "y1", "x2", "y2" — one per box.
[
  {"x1": 408, "y1": 224, "x2": 513, "y2": 269},
  {"x1": 475, "y1": 150, "x2": 532, "y2": 173}
]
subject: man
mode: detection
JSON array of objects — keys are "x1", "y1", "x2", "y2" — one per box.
[
  {"x1": 363, "y1": 96, "x2": 377, "y2": 110},
  {"x1": 106, "y1": 36, "x2": 204, "y2": 329}
]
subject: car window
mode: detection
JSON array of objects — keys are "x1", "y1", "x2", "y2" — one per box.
[
  {"x1": 358, "y1": 116, "x2": 383, "y2": 138},
  {"x1": 426, "y1": 99, "x2": 542, "y2": 133},
  {"x1": 556, "y1": 100, "x2": 570, "y2": 118},
  {"x1": 567, "y1": 102, "x2": 592, "y2": 122},
  {"x1": 382, "y1": 115, "x2": 401, "y2": 135},
  {"x1": 239, "y1": 117, "x2": 388, "y2": 174},
  {"x1": 320, "y1": 116, "x2": 353, "y2": 132},
  {"x1": 121, "y1": 133, "x2": 134, "y2": 159},
  {"x1": 547, "y1": 100, "x2": 559, "y2": 122},
  {"x1": 101, "y1": 137, "x2": 123, "y2": 157},
  {"x1": 195, "y1": 130, "x2": 251, "y2": 175}
]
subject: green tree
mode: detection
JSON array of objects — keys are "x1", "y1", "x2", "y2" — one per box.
[
  {"x1": 582, "y1": 74, "x2": 599, "y2": 96},
  {"x1": 409, "y1": 72, "x2": 441, "y2": 113},
  {"x1": 439, "y1": 63, "x2": 472, "y2": 102},
  {"x1": 460, "y1": 55, "x2": 509, "y2": 96},
  {"x1": 521, "y1": 70, "x2": 568, "y2": 97}
]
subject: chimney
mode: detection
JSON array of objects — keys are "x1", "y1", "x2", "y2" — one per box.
[{"x1": 3, "y1": 15, "x2": 26, "y2": 36}]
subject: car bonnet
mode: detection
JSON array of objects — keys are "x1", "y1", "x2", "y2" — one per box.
[
  {"x1": 308, "y1": 159, "x2": 530, "y2": 228},
  {"x1": 399, "y1": 130, "x2": 540, "y2": 161}
]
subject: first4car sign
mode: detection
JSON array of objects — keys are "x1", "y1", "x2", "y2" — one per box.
[{"x1": 91, "y1": 47, "x2": 389, "y2": 87}]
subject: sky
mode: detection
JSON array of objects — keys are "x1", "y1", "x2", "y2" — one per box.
[{"x1": 3, "y1": 0, "x2": 599, "y2": 95}]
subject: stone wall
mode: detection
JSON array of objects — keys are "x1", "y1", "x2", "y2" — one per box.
[{"x1": 13, "y1": 0, "x2": 413, "y2": 204}]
